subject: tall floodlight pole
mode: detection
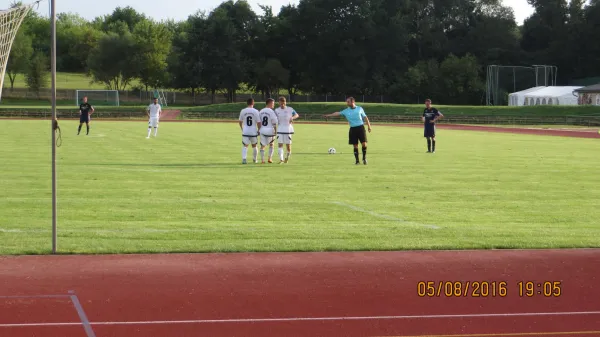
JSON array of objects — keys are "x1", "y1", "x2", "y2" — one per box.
[{"x1": 51, "y1": 0, "x2": 57, "y2": 254}]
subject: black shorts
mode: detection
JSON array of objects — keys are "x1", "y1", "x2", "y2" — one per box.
[
  {"x1": 80, "y1": 114, "x2": 90, "y2": 123},
  {"x1": 349, "y1": 125, "x2": 367, "y2": 145},
  {"x1": 424, "y1": 124, "x2": 436, "y2": 137}
]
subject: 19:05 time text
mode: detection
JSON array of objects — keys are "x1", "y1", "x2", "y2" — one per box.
[{"x1": 417, "y1": 281, "x2": 562, "y2": 298}]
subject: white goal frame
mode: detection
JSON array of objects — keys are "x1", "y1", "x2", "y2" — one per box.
[
  {"x1": 0, "y1": 2, "x2": 38, "y2": 101},
  {"x1": 486, "y1": 64, "x2": 558, "y2": 106},
  {"x1": 75, "y1": 89, "x2": 120, "y2": 106}
]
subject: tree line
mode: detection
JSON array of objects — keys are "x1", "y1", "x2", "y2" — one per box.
[{"x1": 7, "y1": 0, "x2": 600, "y2": 105}]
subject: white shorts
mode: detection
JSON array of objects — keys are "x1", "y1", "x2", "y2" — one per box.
[
  {"x1": 277, "y1": 134, "x2": 292, "y2": 144},
  {"x1": 260, "y1": 134, "x2": 275, "y2": 146},
  {"x1": 148, "y1": 118, "x2": 159, "y2": 128},
  {"x1": 242, "y1": 136, "x2": 258, "y2": 146}
]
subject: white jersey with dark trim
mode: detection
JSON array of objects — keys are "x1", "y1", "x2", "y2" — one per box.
[
  {"x1": 258, "y1": 108, "x2": 278, "y2": 136},
  {"x1": 147, "y1": 103, "x2": 162, "y2": 118},
  {"x1": 275, "y1": 106, "x2": 297, "y2": 134},
  {"x1": 239, "y1": 107, "x2": 260, "y2": 136}
]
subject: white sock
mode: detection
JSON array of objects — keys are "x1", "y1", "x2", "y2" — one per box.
[
  {"x1": 147, "y1": 128, "x2": 151, "y2": 137},
  {"x1": 242, "y1": 147, "x2": 248, "y2": 160},
  {"x1": 278, "y1": 148, "x2": 284, "y2": 161},
  {"x1": 268, "y1": 146, "x2": 274, "y2": 159},
  {"x1": 252, "y1": 148, "x2": 258, "y2": 161},
  {"x1": 286, "y1": 151, "x2": 291, "y2": 160},
  {"x1": 154, "y1": 127, "x2": 158, "y2": 136},
  {"x1": 260, "y1": 149, "x2": 265, "y2": 161}
]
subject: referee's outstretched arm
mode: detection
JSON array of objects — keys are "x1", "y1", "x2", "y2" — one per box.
[{"x1": 323, "y1": 111, "x2": 341, "y2": 118}]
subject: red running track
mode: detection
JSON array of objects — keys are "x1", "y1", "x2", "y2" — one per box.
[{"x1": 1, "y1": 249, "x2": 600, "y2": 337}]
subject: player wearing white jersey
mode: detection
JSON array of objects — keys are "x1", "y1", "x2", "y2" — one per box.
[
  {"x1": 258, "y1": 98, "x2": 278, "y2": 164},
  {"x1": 275, "y1": 96, "x2": 300, "y2": 163},
  {"x1": 238, "y1": 98, "x2": 261, "y2": 164},
  {"x1": 146, "y1": 98, "x2": 162, "y2": 138}
]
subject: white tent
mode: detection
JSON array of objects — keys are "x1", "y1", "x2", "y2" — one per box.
[
  {"x1": 508, "y1": 86, "x2": 545, "y2": 106},
  {"x1": 522, "y1": 86, "x2": 582, "y2": 106}
]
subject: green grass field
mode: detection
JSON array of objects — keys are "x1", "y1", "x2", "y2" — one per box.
[
  {"x1": 2, "y1": 72, "x2": 287, "y2": 93},
  {"x1": 0, "y1": 120, "x2": 599, "y2": 255},
  {"x1": 3, "y1": 72, "x2": 142, "y2": 90}
]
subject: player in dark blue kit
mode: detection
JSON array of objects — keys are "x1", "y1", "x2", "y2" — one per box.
[
  {"x1": 422, "y1": 99, "x2": 443, "y2": 153},
  {"x1": 77, "y1": 96, "x2": 94, "y2": 135}
]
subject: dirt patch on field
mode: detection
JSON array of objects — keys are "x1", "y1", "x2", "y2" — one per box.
[{"x1": 160, "y1": 110, "x2": 182, "y2": 120}]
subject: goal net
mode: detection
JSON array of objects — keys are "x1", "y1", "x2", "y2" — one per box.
[
  {"x1": 485, "y1": 65, "x2": 558, "y2": 106},
  {"x1": 0, "y1": 2, "x2": 36, "y2": 101},
  {"x1": 75, "y1": 90, "x2": 120, "y2": 106}
]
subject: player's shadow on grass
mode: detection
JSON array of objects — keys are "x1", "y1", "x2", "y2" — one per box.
[
  {"x1": 294, "y1": 152, "x2": 376, "y2": 155},
  {"x1": 293, "y1": 152, "x2": 333, "y2": 155},
  {"x1": 87, "y1": 163, "x2": 249, "y2": 168}
]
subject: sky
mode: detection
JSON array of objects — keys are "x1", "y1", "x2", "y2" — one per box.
[{"x1": 12, "y1": 0, "x2": 534, "y2": 25}]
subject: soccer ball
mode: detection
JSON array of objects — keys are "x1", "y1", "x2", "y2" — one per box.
[{"x1": 328, "y1": 148, "x2": 336, "y2": 154}]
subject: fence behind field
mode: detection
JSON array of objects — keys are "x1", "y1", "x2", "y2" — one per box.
[{"x1": 1, "y1": 88, "x2": 393, "y2": 105}]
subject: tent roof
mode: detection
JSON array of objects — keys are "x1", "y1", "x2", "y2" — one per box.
[
  {"x1": 509, "y1": 86, "x2": 546, "y2": 96},
  {"x1": 574, "y1": 83, "x2": 600, "y2": 93},
  {"x1": 523, "y1": 86, "x2": 581, "y2": 97}
]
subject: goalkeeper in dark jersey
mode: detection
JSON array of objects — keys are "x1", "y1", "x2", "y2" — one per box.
[{"x1": 78, "y1": 96, "x2": 94, "y2": 135}]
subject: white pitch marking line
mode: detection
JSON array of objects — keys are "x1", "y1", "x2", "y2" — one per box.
[
  {"x1": 0, "y1": 295, "x2": 70, "y2": 299},
  {"x1": 0, "y1": 228, "x2": 231, "y2": 233},
  {"x1": 69, "y1": 291, "x2": 96, "y2": 337},
  {"x1": 2, "y1": 311, "x2": 600, "y2": 328},
  {"x1": 0, "y1": 228, "x2": 260, "y2": 234},
  {"x1": 332, "y1": 201, "x2": 440, "y2": 229}
]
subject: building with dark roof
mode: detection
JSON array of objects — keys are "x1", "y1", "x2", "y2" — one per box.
[{"x1": 574, "y1": 84, "x2": 600, "y2": 105}]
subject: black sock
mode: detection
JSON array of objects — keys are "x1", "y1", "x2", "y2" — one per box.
[
  {"x1": 362, "y1": 146, "x2": 367, "y2": 160},
  {"x1": 427, "y1": 138, "x2": 431, "y2": 151},
  {"x1": 353, "y1": 148, "x2": 359, "y2": 162},
  {"x1": 78, "y1": 125, "x2": 82, "y2": 134},
  {"x1": 432, "y1": 140, "x2": 436, "y2": 152},
  {"x1": 86, "y1": 125, "x2": 90, "y2": 134}
]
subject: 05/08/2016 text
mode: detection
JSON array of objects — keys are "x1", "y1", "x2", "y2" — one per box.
[{"x1": 417, "y1": 281, "x2": 562, "y2": 298}]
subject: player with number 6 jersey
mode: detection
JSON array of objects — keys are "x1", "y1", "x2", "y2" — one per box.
[
  {"x1": 238, "y1": 98, "x2": 261, "y2": 164},
  {"x1": 258, "y1": 98, "x2": 278, "y2": 164}
]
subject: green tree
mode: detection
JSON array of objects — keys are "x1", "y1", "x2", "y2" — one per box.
[
  {"x1": 399, "y1": 59, "x2": 442, "y2": 103},
  {"x1": 444, "y1": 0, "x2": 520, "y2": 66},
  {"x1": 22, "y1": 11, "x2": 50, "y2": 56},
  {"x1": 25, "y1": 53, "x2": 49, "y2": 98},
  {"x1": 167, "y1": 16, "x2": 204, "y2": 102},
  {"x1": 254, "y1": 58, "x2": 290, "y2": 98},
  {"x1": 439, "y1": 54, "x2": 484, "y2": 104},
  {"x1": 273, "y1": 5, "x2": 306, "y2": 96},
  {"x1": 293, "y1": 0, "x2": 374, "y2": 95},
  {"x1": 87, "y1": 31, "x2": 138, "y2": 90},
  {"x1": 579, "y1": 0, "x2": 600, "y2": 78},
  {"x1": 132, "y1": 20, "x2": 173, "y2": 91},
  {"x1": 57, "y1": 13, "x2": 103, "y2": 72},
  {"x1": 6, "y1": 28, "x2": 33, "y2": 90},
  {"x1": 199, "y1": 1, "x2": 258, "y2": 102},
  {"x1": 102, "y1": 6, "x2": 146, "y2": 32},
  {"x1": 400, "y1": 54, "x2": 483, "y2": 104},
  {"x1": 521, "y1": 0, "x2": 568, "y2": 72}
]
